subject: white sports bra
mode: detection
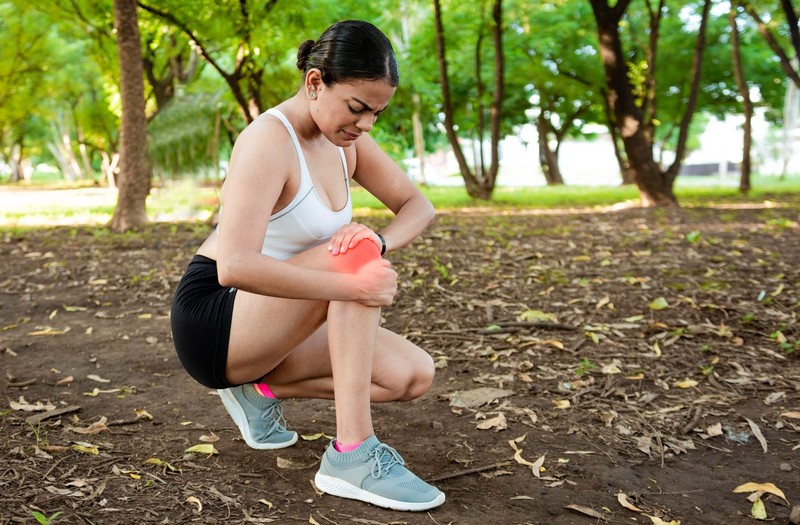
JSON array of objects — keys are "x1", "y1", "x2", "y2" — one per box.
[{"x1": 259, "y1": 108, "x2": 352, "y2": 260}]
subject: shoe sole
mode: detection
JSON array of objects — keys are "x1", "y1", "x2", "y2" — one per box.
[
  {"x1": 217, "y1": 389, "x2": 298, "y2": 450},
  {"x1": 314, "y1": 471, "x2": 446, "y2": 511}
]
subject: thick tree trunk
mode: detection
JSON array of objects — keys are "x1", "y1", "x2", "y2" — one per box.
[
  {"x1": 110, "y1": 0, "x2": 150, "y2": 231},
  {"x1": 730, "y1": 2, "x2": 753, "y2": 193},
  {"x1": 591, "y1": 0, "x2": 675, "y2": 206}
]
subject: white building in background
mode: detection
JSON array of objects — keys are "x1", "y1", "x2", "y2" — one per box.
[{"x1": 410, "y1": 110, "x2": 799, "y2": 187}]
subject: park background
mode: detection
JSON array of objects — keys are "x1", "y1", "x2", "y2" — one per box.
[{"x1": 2, "y1": 1, "x2": 800, "y2": 525}]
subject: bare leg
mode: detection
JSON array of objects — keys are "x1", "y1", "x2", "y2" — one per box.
[
  {"x1": 224, "y1": 241, "x2": 434, "y2": 444},
  {"x1": 326, "y1": 300, "x2": 379, "y2": 444}
]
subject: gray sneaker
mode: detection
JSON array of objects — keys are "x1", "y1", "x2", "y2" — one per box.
[
  {"x1": 217, "y1": 385, "x2": 298, "y2": 449},
  {"x1": 314, "y1": 435, "x2": 445, "y2": 511}
]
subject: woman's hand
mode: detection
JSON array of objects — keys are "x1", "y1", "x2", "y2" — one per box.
[
  {"x1": 354, "y1": 258, "x2": 397, "y2": 306},
  {"x1": 328, "y1": 222, "x2": 381, "y2": 256}
]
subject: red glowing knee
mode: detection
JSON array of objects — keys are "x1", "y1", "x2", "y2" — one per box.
[{"x1": 331, "y1": 239, "x2": 381, "y2": 274}]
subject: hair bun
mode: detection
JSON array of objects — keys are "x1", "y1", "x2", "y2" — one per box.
[{"x1": 296, "y1": 39, "x2": 315, "y2": 71}]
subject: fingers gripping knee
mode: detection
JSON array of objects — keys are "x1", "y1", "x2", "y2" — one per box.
[{"x1": 330, "y1": 239, "x2": 382, "y2": 274}]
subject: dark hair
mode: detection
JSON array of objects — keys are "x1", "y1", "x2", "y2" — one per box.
[{"x1": 296, "y1": 20, "x2": 398, "y2": 87}]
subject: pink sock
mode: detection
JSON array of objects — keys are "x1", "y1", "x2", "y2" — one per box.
[
  {"x1": 253, "y1": 383, "x2": 277, "y2": 399},
  {"x1": 334, "y1": 439, "x2": 363, "y2": 453}
]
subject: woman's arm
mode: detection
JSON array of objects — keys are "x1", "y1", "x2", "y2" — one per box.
[{"x1": 330, "y1": 133, "x2": 434, "y2": 255}]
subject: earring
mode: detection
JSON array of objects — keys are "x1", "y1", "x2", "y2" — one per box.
[{"x1": 309, "y1": 91, "x2": 317, "y2": 99}]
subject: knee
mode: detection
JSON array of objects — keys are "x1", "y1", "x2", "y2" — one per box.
[
  {"x1": 397, "y1": 353, "x2": 436, "y2": 401},
  {"x1": 330, "y1": 239, "x2": 381, "y2": 274}
]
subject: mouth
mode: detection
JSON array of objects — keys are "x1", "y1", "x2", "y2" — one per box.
[{"x1": 342, "y1": 130, "x2": 360, "y2": 141}]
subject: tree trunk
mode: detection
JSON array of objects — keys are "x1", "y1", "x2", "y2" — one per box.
[
  {"x1": 729, "y1": 2, "x2": 752, "y2": 193},
  {"x1": 486, "y1": 0, "x2": 504, "y2": 190},
  {"x1": 602, "y1": 94, "x2": 635, "y2": 184},
  {"x1": 665, "y1": 0, "x2": 712, "y2": 185},
  {"x1": 110, "y1": 0, "x2": 150, "y2": 231},
  {"x1": 412, "y1": 93, "x2": 427, "y2": 185},
  {"x1": 433, "y1": 0, "x2": 482, "y2": 198},
  {"x1": 537, "y1": 114, "x2": 564, "y2": 185},
  {"x1": 9, "y1": 142, "x2": 24, "y2": 183},
  {"x1": 590, "y1": 0, "x2": 675, "y2": 206}
]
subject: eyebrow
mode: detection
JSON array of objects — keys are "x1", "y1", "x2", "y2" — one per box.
[{"x1": 352, "y1": 97, "x2": 389, "y2": 113}]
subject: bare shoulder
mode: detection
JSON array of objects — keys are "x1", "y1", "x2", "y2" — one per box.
[
  {"x1": 221, "y1": 113, "x2": 297, "y2": 203},
  {"x1": 231, "y1": 114, "x2": 295, "y2": 167}
]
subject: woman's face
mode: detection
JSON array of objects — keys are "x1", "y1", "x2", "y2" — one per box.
[{"x1": 311, "y1": 78, "x2": 396, "y2": 147}]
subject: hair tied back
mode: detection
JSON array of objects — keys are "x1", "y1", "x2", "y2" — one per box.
[{"x1": 297, "y1": 39, "x2": 315, "y2": 71}]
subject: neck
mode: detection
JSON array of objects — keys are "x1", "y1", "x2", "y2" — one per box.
[{"x1": 275, "y1": 92, "x2": 323, "y2": 143}]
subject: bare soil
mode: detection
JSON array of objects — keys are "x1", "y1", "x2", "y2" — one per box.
[{"x1": 2, "y1": 200, "x2": 799, "y2": 525}]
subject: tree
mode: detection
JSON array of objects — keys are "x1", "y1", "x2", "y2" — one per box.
[
  {"x1": 738, "y1": 0, "x2": 800, "y2": 87},
  {"x1": 512, "y1": 0, "x2": 606, "y2": 185},
  {"x1": 730, "y1": 2, "x2": 753, "y2": 192},
  {"x1": 588, "y1": 0, "x2": 712, "y2": 206},
  {"x1": 110, "y1": 0, "x2": 150, "y2": 231},
  {"x1": 433, "y1": 0, "x2": 505, "y2": 200}
]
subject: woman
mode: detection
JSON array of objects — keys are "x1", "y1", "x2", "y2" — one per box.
[{"x1": 170, "y1": 20, "x2": 445, "y2": 512}]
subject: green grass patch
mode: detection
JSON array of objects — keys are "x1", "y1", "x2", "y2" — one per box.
[{"x1": 3, "y1": 174, "x2": 800, "y2": 228}]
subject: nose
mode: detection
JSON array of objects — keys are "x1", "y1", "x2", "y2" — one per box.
[{"x1": 356, "y1": 114, "x2": 376, "y2": 133}]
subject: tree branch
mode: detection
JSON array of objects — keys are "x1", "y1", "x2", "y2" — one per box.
[{"x1": 739, "y1": 0, "x2": 800, "y2": 88}]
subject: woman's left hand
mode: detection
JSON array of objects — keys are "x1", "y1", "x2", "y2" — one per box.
[{"x1": 328, "y1": 222, "x2": 381, "y2": 256}]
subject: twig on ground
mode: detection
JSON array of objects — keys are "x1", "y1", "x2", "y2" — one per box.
[{"x1": 428, "y1": 460, "x2": 513, "y2": 483}]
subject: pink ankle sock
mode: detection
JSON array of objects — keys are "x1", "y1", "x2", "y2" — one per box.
[
  {"x1": 334, "y1": 439, "x2": 363, "y2": 453},
  {"x1": 253, "y1": 383, "x2": 277, "y2": 399}
]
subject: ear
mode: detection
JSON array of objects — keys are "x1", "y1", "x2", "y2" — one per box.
[{"x1": 305, "y1": 68, "x2": 324, "y2": 93}]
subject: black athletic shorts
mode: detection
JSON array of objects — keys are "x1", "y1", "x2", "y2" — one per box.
[{"x1": 170, "y1": 255, "x2": 237, "y2": 389}]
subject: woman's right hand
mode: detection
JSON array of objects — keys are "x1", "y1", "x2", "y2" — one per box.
[{"x1": 354, "y1": 258, "x2": 397, "y2": 307}]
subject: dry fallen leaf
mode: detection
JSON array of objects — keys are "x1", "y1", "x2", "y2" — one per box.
[
  {"x1": 199, "y1": 433, "x2": 219, "y2": 443},
  {"x1": 732, "y1": 482, "x2": 788, "y2": 504},
  {"x1": 647, "y1": 516, "x2": 681, "y2": 525},
  {"x1": 781, "y1": 412, "x2": 800, "y2": 420},
  {"x1": 565, "y1": 504, "x2": 606, "y2": 520},
  {"x1": 185, "y1": 444, "x2": 218, "y2": 456},
  {"x1": 276, "y1": 457, "x2": 315, "y2": 470},
  {"x1": 673, "y1": 379, "x2": 698, "y2": 389},
  {"x1": 706, "y1": 423, "x2": 723, "y2": 437},
  {"x1": 476, "y1": 413, "x2": 508, "y2": 431},
  {"x1": 531, "y1": 453, "x2": 546, "y2": 478},
  {"x1": 87, "y1": 374, "x2": 110, "y2": 383},
  {"x1": 145, "y1": 458, "x2": 179, "y2": 472},
  {"x1": 185, "y1": 496, "x2": 202, "y2": 512},
  {"x1": 746, "y1": 419, "x2": 768, "y2": 453},
  {"x1": 68, "y1": 417, "x2": 109, "y2": 435},
  {"x1": 9, "y1": 397, "x2": 56, "y2": 412},
  {"x1": 134, "y1": 408, "x2": 153, "y2": 420},
  {"x1": 618, "y1": 492, "x2": 645, "y2": 512},
  {"x1": 448, "y1": 387, "x2": 514, "y2": 408},
  {"x1": 71, "y1": 443, "x2": 99, "y2": 455},
  {"x1": 751, "y1": 497, "x2": 767, "y2": 520}
]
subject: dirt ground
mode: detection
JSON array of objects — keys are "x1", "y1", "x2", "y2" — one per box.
[{"x1": 1, "y1": 199, "x2": 799, "y2": 525}]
